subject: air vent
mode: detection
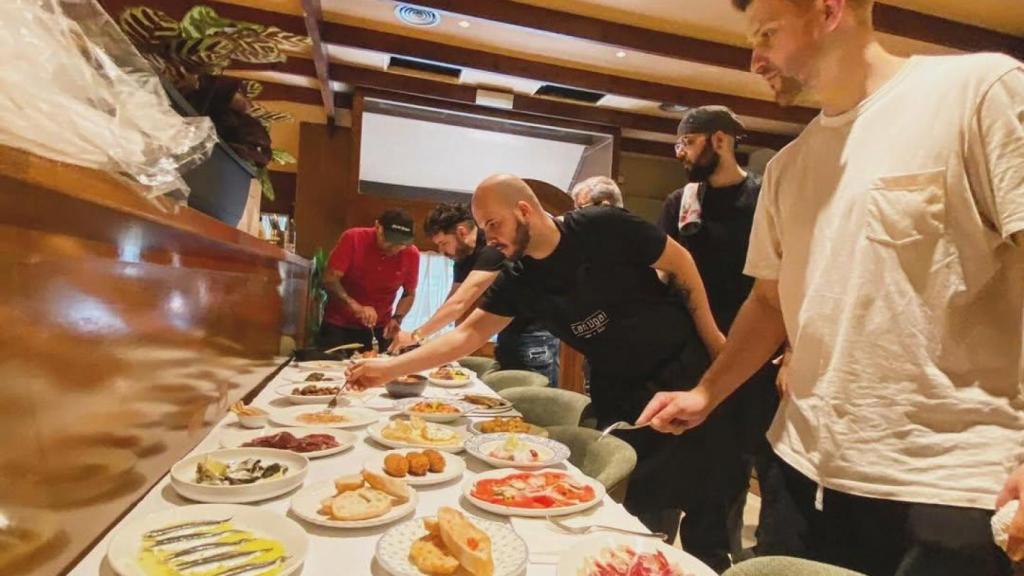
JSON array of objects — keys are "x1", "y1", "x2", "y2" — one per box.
[
  {"x1": 388, "y1": 56, "x2": 462, "y2": 80},
  {"x1": 534, "y1": 84, "x2": 606, "y2": 104},
  {"x1": 394, "y1": 4, "x2": 441, "y2": 27}
]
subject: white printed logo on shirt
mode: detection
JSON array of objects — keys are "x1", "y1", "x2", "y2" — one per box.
[{"x1": 570, "y1": 310, "x2": 609, "y2": 339}]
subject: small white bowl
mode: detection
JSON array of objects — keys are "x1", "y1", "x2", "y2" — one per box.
[{"x1": 236, "y1": 412, "x2": 269, "y2": 429}]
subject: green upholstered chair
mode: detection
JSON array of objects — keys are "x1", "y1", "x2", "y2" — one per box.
[
  {"x1": 480, "y1": 369, "x2": 549, "y2": 393},
  {"x1": 723, "y1": 557, "x2": 866, "y2": 576},
  {"x1": 458, "y1": 356, "x2": 499, "y2": 378},
  {"x1": 497, "y1": 387, "x2": 592, "y2": 428},
  {"x1": 545, "y1": 425, "x2": 637, "y2": 502}
]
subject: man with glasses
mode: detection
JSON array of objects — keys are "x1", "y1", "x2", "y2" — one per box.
[{"x1": 658, "y1": 106, "x2": 785, "y2": 566}]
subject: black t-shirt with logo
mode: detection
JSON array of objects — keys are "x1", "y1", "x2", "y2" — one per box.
[
  {"x1": 453, "y1": 229, "x2": 544, "y2": 334},
  {"x1": 480, "y1": 207, "x2": 707, "y2": 422},
  {"x1": 658, "y1": 174, "x2": 761, "y2": 331}
]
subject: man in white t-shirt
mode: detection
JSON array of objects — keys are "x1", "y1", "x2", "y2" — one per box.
[{"x1": 637, "y1": 0, "x2": 1023, "y2": 574}]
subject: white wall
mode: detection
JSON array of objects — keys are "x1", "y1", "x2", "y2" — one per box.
[{"x1": 361, "y1": 112, "x2": 588, "y2": 193}]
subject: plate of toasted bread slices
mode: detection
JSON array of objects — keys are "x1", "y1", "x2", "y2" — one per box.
[
  {"x1": 376, "y1": 507, "x2": 526, "y2": 576},
  {"x1": 290, "y1": 470, "x2": 417, "y2": 529}
]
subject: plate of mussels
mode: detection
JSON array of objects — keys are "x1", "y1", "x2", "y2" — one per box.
[{"x1": 169, "y1": 448, "x2": 309, "y2": 504}]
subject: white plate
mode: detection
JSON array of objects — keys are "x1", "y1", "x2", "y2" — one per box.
[
  {"x1": 170, "y1": 448, "x2": 308, "y2": 504},
  {"x1": 468, "y1": 419, "x2": 548, "y2": 437},
  {"x1": 290, "y1": 481, "x2": 419, "y2": 529},
  {"x1": 425, "y1": 367, "x2": 476, "y2": 388},
  {"x1": 376, "y1": 515, "x2": 527, "y2": 576},
  {"x1": 465, "y1": 433, "x2": 569, "y2": 469},
  {"x1": 281, "y1": 370, "x2": 347, "y2": 384},
  {"x1": 395, "y1": 398, "x2": 473, "y2": 423},
  {"x1": 219, "y1": 427, "x2": 357, "y2": 459},
  {"x1": 556, "y1": 534, "x2": 717, "y2": 576},
  {"x1": 107, "y1": 504, "x2": 308, "y2": 576},
  {"x1": 464, "y1": 468, "x2": 605, "y2": 517},
  {"x1": 363, "y1": 449, "x2": 466, "y2": 486},
  {"x1": 274, "y1": 383, "x2": 348, "y2": 405},
  {"x1": 366, "y1": 421, "x2": 468, "y2": 453},
  {"x1": 270, "y1": 405, "x2": 380, "y2": 429},
  {"x1": 292, "y1": 360, "x2": 350, "y2": 371}
]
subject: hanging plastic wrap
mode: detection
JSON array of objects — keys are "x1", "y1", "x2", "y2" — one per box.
[{"x1": 0, "y1": 0, "x2": 217, "y2": 199}]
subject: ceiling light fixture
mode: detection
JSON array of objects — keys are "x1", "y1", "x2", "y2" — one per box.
[
  {"x1": 658, "y1": 103, "x2": 689, "y2": 114},
  {"x1": 458, "y1": 20, "x2": 470, "y2": 28},
  {"x1": 615, "y1": 50, "x2": 627, "y2": 58}
]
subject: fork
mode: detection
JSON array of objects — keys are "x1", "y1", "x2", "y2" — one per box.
[
  {"x1": 598, "y1": 420, "x2": 650, "y2": 440},
  {"x1": 369, "y1": 328, "x2": 380, "y2": 354},
  {"x1": 321, "y1": 382, "x2": 350, "y2": 414},
  {"x1": 545, "y1": 515, "x2": 667, "y2": 540}
]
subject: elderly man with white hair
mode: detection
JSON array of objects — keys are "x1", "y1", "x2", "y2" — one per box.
[{"x1": 570, "y1": 175, "x2": 624, "y2": 209}]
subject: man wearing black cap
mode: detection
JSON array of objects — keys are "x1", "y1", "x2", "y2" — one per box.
[
  {"x1": 657, "y1": 105, "x2": 784, "y2": 567},
  {"x1": 320, "y1": 209, "x2": 420, "y2": 351}
]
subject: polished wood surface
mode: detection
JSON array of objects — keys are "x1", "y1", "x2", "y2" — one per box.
[{"x1": 0, "y1": 145, "x2": 309, "y2": 575}]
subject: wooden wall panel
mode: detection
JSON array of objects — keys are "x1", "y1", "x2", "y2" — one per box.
[{"x1": 0, "y1": 146, "x2": 309, "y2": 575}]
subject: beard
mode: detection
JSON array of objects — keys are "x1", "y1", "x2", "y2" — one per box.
[
  {"x1": 451, "y1": 237, "x2": 474, "y2": 262},
  {"x1": 685, "y1": 143, "x2": 720, "y2": 183},
  {"x1": 506, "y1": 219, "x2": 531, "y2": 262}
]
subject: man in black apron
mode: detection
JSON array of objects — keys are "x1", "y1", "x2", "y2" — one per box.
[{"x1": 349, "y1": 174, "x2": 732, "y2": 570}]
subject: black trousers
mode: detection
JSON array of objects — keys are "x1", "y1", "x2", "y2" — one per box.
[
  {"x1": 318, "y1": 323, "x2": 389, "y2": 353},
  {"x1": 628, "y1": 362, "x2": 781, "y2": 574},
  {"x1": 758, "y1": 452, "x2": 1012, "y2": 576}
]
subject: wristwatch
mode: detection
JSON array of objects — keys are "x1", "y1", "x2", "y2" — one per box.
[{"x1": 411, "y1": 329, "x2": 423, "y2": 343}]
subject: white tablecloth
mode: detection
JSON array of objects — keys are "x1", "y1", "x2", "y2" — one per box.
[{"x1": 69, "y1": 363, "x2": 653, "y2": 575}]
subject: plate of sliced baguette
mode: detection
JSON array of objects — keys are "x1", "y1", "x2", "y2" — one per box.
[
  {"x1": 375, "y1": 506, "x2": 527, "y2": 576},
  {"x1": 290, "y1": 470, "x2": 418, "y2": 529}
]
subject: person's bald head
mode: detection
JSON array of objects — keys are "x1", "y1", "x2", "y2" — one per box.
[{"x1": 471, "y1": 174, "x2": 544, "y2": 261}]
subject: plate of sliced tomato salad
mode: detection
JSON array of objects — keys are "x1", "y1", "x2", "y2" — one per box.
[{"x1": 463, "y1": 468, "x2": 605, "y2": 517}]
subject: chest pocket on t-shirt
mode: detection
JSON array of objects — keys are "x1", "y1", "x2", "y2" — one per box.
[{"x1": 864, "y1": 168, "x2": 946, "y2": 247}]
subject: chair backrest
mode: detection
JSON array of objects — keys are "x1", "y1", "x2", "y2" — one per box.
[
  {"x1": 480, "y1": 369, "x2": 549, "y2": 393},
  {"x1": 497, "y1": 387, "x2": 591, "y2": 428},
  {"x1": 545, "y1": 426, "x2": 637, "y2": 499},
  {"x1": 458, "y1": 356, "x2": 499, "y2": 377},
  {"x1": 723, "y1": 557, "x2": 866, "y2": 576}
]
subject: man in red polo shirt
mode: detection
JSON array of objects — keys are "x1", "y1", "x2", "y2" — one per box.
[{"x1": 320, "y1": 209, "x2": 420, "y2": 352}]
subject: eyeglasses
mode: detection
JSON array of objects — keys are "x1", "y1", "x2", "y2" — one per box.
[{"x1": 674, "y1": 134, "x2": 706, "y2": 152}]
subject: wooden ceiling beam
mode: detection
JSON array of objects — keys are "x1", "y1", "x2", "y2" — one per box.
[
  {"x1": 300, "y1": 0, "x2": 335, "y2": 122},
  {"x1": 410, "y1": 0, "x2": 1023, "y2": 61},
  {"x1": 322, "y1": 23, "x2": 818, "y2": 124}
]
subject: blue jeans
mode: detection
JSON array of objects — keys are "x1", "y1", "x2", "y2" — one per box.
[{"x1": 494, "y1": 329, "x2": 560, "y2": 387}]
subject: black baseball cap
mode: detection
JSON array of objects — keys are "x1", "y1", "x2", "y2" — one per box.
[
  {"x1": 378, "y1": 209, "x2": 415, "y2": 245},
  {"x1": 677, "y1": 105, "x2": 746, "y2": 138}
]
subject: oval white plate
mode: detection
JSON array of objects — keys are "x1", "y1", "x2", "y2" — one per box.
[
  {"x1": 464, "y1": 433, "x2": 569, "y2": 469},
  {"x1": 394, "y1": 398, "x2": 473, "y2": 423},
  {"x1": 270, "y1": 405, "x2": 380, "y2": 429},
  {"x1": 362, "y1": 449, "x2": 466, "y2": 486},
  {"x1": 456, "y1": 395, "x2": 514, "y2": 415},
  {"x1": 292, "y1": 360, "x2": 350, "y2": 372},
  {"x1": 170, "y1": 447, "x2": 308, "y2": 504},
  {"x1": 219, "y1": 427, "x2": 357, "y2": 459},
  {"x1": 556, "y1": 534, "x2": 717, "y2": 576},
  {"x1": 468, "y1": 419, "x2": 548, "y2": 437},
  {"x1": 274, "y1": 382, "x2": 348, "y2": 405},
  {"x1": 366, "y1": 421, "x2": 467, "y2": 453},
  {"x1": 464, "y1": 468, "x2": 605, "y2": 518},
  {"x1": 425, "y1": 367, "x2": 476, "y2": 388},
  {"x1": 107, "y1": 504, "x2": 308, "y2": 576},
  {"x1": 376, "y1": 515, "x2": 527, "y2": 576},
  {"x1": 290, "y1": 481, "x2": 418, "y2": 529}
]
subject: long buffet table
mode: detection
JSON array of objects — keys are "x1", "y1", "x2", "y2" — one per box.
[{"x1": 70, "y1": 361, "x2": 698, "y2": 576}]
